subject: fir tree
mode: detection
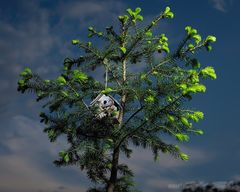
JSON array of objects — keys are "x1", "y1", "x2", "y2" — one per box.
[{"x1": 17, "y1": 6, "x2": 217, "y2": 192}]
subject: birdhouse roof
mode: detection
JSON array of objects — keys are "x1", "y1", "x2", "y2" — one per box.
[{"x1": 90, "y1": 93, "x2": 122, "y2": 109}]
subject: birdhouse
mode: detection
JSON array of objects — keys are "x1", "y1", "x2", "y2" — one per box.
[{"x1": 90, "y1": 94, "x2": 122, "y2": 124}]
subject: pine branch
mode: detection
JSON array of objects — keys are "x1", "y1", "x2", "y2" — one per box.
[
  {"x1": 115, "y1": 93, "x2": 184, "y2": 150},
  {"x1": 143, "y1": 36, "x2": 208, "y2": 78}
]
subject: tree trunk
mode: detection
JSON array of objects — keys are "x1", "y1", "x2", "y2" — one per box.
[
  {"x1": 107, "y1": 147, "x2": 120, "y2": 192},
  {"x1": 107, "y1": 58, "x2": 126, "y2": 192}
]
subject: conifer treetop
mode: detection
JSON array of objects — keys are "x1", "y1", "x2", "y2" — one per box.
[{"x1": 17, "y1": 6, "x2": 217, "y2": 192}]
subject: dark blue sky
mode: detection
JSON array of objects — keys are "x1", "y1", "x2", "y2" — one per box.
[{"x1": 0, "y1": 0, "x2": 240, "y2": 192}]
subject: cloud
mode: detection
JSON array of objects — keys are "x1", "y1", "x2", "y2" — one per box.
[
  {"x1": 0, "y1": 1, "x2": 60, "y2": 110},
  {"x1": 0, "y1": 2, "x2": 128, "y2": 190},
  {"x1": 0, "y1": 155, "x2": 86, "y2": 192},
  {"x1": 209, "y1": 0, "x2": 233, "y2": 12},
  {"x1": 0, "y1": 4, "x2": 57, "y2": 67},
  {"x1": 121, "y1": 145, "x2": 213, "y2": 174},
  {"x1": 232, "y1": 175, "x2": 240, "y2": 181},
  {"x1": 0, "y1": 115, "x2": 88, "y2": 192},
  {"x1": 1, "y1": 1, "x2": 234, "y2": 191},
  {"x1": 0, "y1": 0, "x2": 127, "y2": 110},
  {"x1": 211, "y1": 0, "x2": 227, "y2": 12},
  {"x1": 145, "y1": 177, "x2": 179, "y2": 191},
  {"x1": 58, "y1": 1, "x2": 105, "y2": 19},
  {"x1": 57, "y1": 0, "x2": 125, "y2": 24},
  {"x1": 120, "y1": 145, "x2": 214, "y2": 191}
]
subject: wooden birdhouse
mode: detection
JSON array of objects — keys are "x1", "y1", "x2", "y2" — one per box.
[{"x1": 90, "y1": 94, "x2": 122, "y2": 124}]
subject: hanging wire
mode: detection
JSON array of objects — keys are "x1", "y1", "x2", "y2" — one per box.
[
  {"x1": 105, "y1": 65, "x2": 108, "y2": 89},
  {"x1": 103, "y1": 58, "x2": 109, "y2": 89}
]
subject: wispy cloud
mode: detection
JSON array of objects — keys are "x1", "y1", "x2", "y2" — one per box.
[
  {"x1": 0, "y1": 1, "x2": 127, "y2": 190},
  {"x1": 1, "y1": 0, "x2": 239, "y2": 191},
  {"x1": 0, "y1": 115, "x2": 88, "y2": 192},
  {"x1": 0, "y1": 155, "x2": 86, "y2": 192},
  {"x1": 0, "y1": 1, "x2": 59, "y2": 110},
  {"x1": 120, "y1": 145, "x2": 214, "y2": 191},
  {"x1": 121, "y1": 145, "x2": 213, "y2": 174},
  {"x1": 0, "y1": 0, "x2": 126, "y2": 110},
  {"x1": 145, "y1": 177, "x2": 179, "y2": 191},
  {"x1": 210, "y1": 0, "x2": 233, "y2": 12},
  {"x1": 57, "y1": 0, "x2": 125, "y2": 25}
]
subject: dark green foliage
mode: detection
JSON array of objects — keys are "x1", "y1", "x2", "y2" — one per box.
[{"x1": 17, "y1": 6, "x2": 217, "y2": 192}]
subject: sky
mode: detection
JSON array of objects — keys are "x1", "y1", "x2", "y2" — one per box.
[{"x1": 0, "y1": 0, "x2": 240, "y2": 191}]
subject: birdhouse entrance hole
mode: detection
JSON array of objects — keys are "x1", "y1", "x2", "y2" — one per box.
[{"x1": 90, "y1": 94, "x2": 122, "y2": 124}]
